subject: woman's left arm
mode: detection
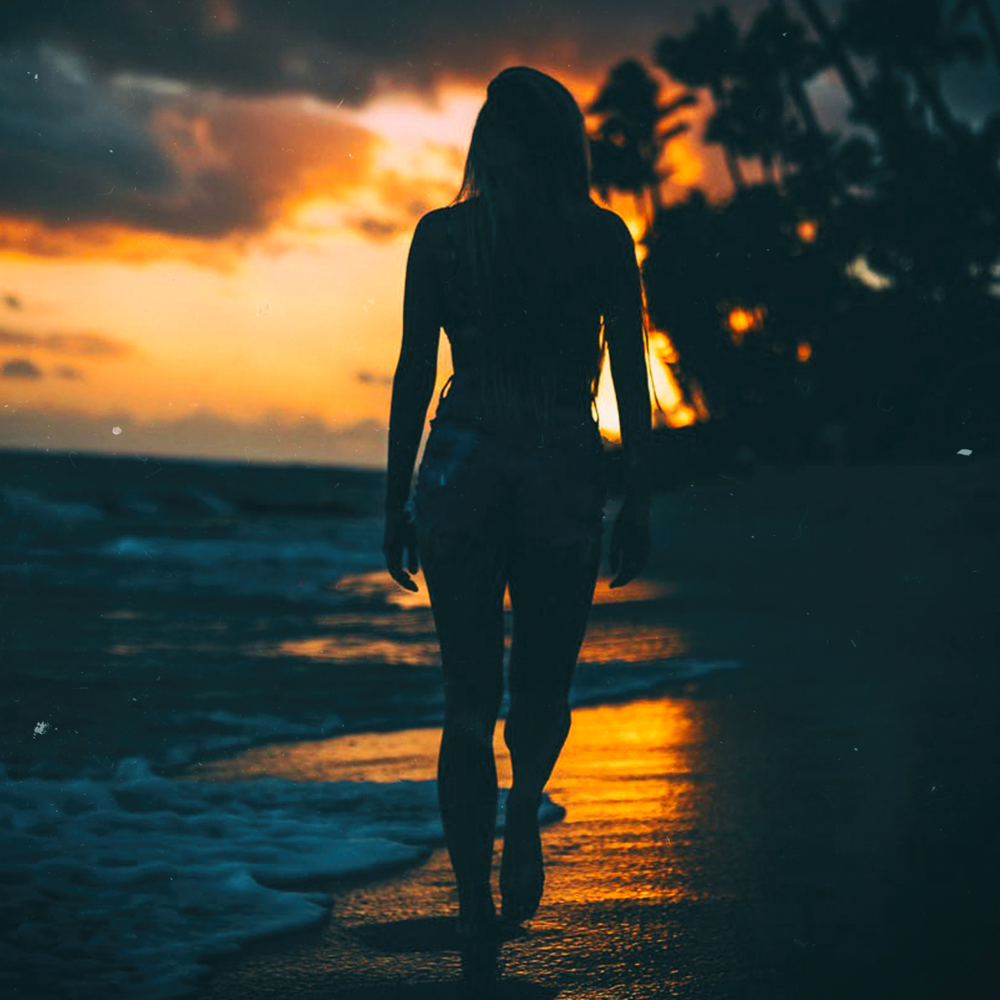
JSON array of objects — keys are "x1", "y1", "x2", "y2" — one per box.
[{"x1": 386, "y1": 213, "x2": 442, "y2": 513}]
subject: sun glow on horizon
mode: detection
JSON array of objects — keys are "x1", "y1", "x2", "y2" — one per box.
[{"x1": 1, "y1": 69, "x2": 719, "y2": 463}]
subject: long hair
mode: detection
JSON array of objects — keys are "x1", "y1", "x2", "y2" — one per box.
[{"x1": 449, "y1": 67, "x2": 614, "y2": 425}]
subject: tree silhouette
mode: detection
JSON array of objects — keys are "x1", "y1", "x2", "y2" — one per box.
[
  {"x1": 654, "y1": 3, "x2": 838, "y2": 198},
  {"x1": 801, "y1": 0, "x2": 999, "y2": 208},
  {"x1": 794, "y1": 0, "x2": 870, "y2": 108},
  {"x1": 747, "y1": 1, "x2": 840, "y2": 206},
  {"x1": 588, "y1": 0, "x2": 1000, "y2": 470},
  {"x1": 950, "y1": 0, "x2": 1000, "y2": 72},
  {"x1": 587, "y1": 59, "x2": 697, "y2": 226},
  {"x1": 841, "y1": 0, "x2": 985, "y2": 145},
  {"x1": 654, "y1": 6, "x2": 749, "y2": 191},
  {"x1": 760, "y1": 0, "x2": 828, "y2": 143}
]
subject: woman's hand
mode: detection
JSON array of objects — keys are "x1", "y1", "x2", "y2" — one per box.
[
  {"x1": 608, "y1": 498, "x2": 651, "y2": 589},
  {"x1": 383, "y1": 505, "x2": 420, "y2": 592}
]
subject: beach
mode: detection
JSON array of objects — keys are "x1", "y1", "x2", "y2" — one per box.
[
  {"x1": 193, "y1": 454, "x2": 998, "y2": 999},
  {"x1": 6, "y1": 0, "x2": 1000, "y2": 994},
  {"x1": 2, "y1": 451, "x2": 997, "y2": 998}
]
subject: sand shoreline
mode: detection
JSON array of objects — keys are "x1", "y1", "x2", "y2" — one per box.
[
  {"x1": 194, "y1": 647, "x2": 998, "y2": 1000},
  {"x1": 191, "y1": 458, "x2": 998, "y2": 998}
]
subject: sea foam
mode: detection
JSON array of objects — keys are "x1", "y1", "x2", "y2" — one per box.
[{"x1": 0, "y1": 756, "x2": 562, "y2": 1000}]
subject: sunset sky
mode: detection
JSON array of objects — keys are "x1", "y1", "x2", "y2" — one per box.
[{"x1": 2, "y1": 0, "x2": 995, "y2": 467}]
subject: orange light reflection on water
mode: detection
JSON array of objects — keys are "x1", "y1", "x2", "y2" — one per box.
[
  {"x1": 266, "y1": 634, "x2": 442, "y2": 667},
  {"x1": 577, "y1": 622, "x2": 687, "y2": 664},
  {"x1": 252, "y1": 570, "x2": 688, "y2": 676},
  {"x1": 271, "y1": 624, "x2": 686, "y2": 668},
  {"x1": 186, "y1": 697, "x2": 710, "y2": 905},
  {"x1": 330, "y1": 571, "x2": 677, "y2": 611}
]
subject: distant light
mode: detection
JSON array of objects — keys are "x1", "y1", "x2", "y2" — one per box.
[
  {"x1": 797, "y1": 220, "x2": 818, "y2": 243},
  {"x1": 957, "y1": 448, "x2": 972, "y2": 456},
  {"x1": 846, "y1": 255, "x2": 894, "y2": 290},
  {"x1": 729, "y1": 309, "x2": 755, "y2": 333},
  {"x1": 726, "y1": 306, "x2": 766, "y2": 345},
  {"x1": 671, "y1": 405, "x2": 697, "y2": 427},
  {"x1": 797, "y1": 341, "x2": 812, "y2": 362}
]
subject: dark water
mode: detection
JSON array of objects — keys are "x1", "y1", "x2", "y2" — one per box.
[
  {"x1": 0, "y1": 447, "x2": 736, "y2": 778},
  {"x1": 0, "y1": 447, "x2": 740, "y2": 1000}
]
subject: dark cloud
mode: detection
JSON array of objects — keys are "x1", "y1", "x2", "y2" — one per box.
[
  {"x1": 0, "y1": 43, "x2": 375, "y2": 244},
  {"x1": 3, "y1": 0, "x2": 990, "y2": 123},
  {"x1": 352, "y1": 217, "x2": 404, "y2": 240},
  {"x1": 1, "y1": 1, "x2": 992, "y2": 246},
  {"x1": 3, "y1": 294, "x2": 23, "y2": 309},
  {"x1": 18, "y1": 0, "x2": 934, "y2": 123},
  {"x1": 54, "y1": 365, "x2": 85, "y2": 380},
  {"x1": 0, "y1": 46, "x2": 176, "y2": 223},
  {"x1": 2, "y1": 357, "x2": 43, "y2": 379},
  {"x1": 355, "y1": 369, "x2": 393, "y2": 386},
  {"x1": 1, "y1": 1, "x2": 766, "y2": 104},
  {"x1": 0, "y1": 326, "x2": 131, "y2": 357},
  {"x1": 1, "y1": 1, "x2": 377, "y2": 106}
]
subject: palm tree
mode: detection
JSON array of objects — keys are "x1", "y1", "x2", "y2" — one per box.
[
  {"x1": 638, "y1": 1, "x2": 1000, "y2": 465},
  {"x1": 794, "y1": 0, "x2": 870, "y2": 111},
  {"x1": 587, "y1": 59, "x2": 697, "y2": 226},
  {"x1": 655, "y1": 3, "x2": 834, "y2": 195},
  {"x1": 841, "y1": 0, "x2": 985, "y2": 146},
  {"x1": 757, "y1": 0, "x2": 830, "y2": 143},
  {"x1": 654, "y1": 6, "x2": 749, "y2": 192},
  {"x1": 799, "y1": 0, "x2": 998, "y2": 209},
  {"x1": 950, "y1": 0, "x2": 1000, "y2": 72}
]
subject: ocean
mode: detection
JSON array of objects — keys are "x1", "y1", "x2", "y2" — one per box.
[{"x1": 0, "y1": 447, "x2": 739, "y2": 999}]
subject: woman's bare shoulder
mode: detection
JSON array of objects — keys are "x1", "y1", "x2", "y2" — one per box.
[
  {"x1": 407, "y1": 207, "x2": 457, "y2": 268},
  {"x1": 591, "y1": 204, "x2": 632, "y2": 242},
  {"x1": 413, "y1": 206, "x2": 450, "y2": 236},
  {"x1": 417, "y1": 199, "x2": 623, "y2": 247},
  {"x1": 413, "y1": 202, "x2": 470, "y2": 245}
]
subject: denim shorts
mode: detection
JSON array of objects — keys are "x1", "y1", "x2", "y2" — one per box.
[{"x1": 412, "y1": 390, "x2": 607, "y2": 548}]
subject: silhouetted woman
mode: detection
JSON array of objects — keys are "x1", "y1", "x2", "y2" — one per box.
[{"x1": 384, "y1": 66, "x2": 652, "y2": 947}]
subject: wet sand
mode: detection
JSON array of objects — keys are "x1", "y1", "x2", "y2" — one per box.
[{"x1": 195, "y1": 458, "x2": 999, "y2": 999}]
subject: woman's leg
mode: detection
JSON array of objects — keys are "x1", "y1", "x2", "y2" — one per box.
[
  {"x1": 418, "y1": 525, "x2": 507, "y2": 933},
  {"x1": 500, "y1": 528, "x2": 603, "y2": 921}
]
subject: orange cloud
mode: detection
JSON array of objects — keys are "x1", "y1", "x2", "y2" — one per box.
[
  {"x1": 0, "y1": 57, "x2": 732, "y2": 270},
  {"x1": 0, "y1": 217, "x2": 240, "y2": 267},
  {"x1": 0, "y1": 91, "x2": 381, "y2": 263}
]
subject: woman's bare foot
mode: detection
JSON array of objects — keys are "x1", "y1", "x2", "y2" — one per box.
[{"x1": 500, "y1": 791, "x2": 544, "y2": 924}]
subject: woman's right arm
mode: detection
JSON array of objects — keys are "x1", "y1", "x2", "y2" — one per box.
[
  {"x1": 604, "y1": 212, "x2": 652, "y2": 507},
  {"x1": 603, "y1": 211, "x2": 652, "y2": 588}
]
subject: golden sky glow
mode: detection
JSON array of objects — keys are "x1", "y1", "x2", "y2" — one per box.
[{"x1": 0, "y1": 58, "x2": 728, "y2": 466}]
